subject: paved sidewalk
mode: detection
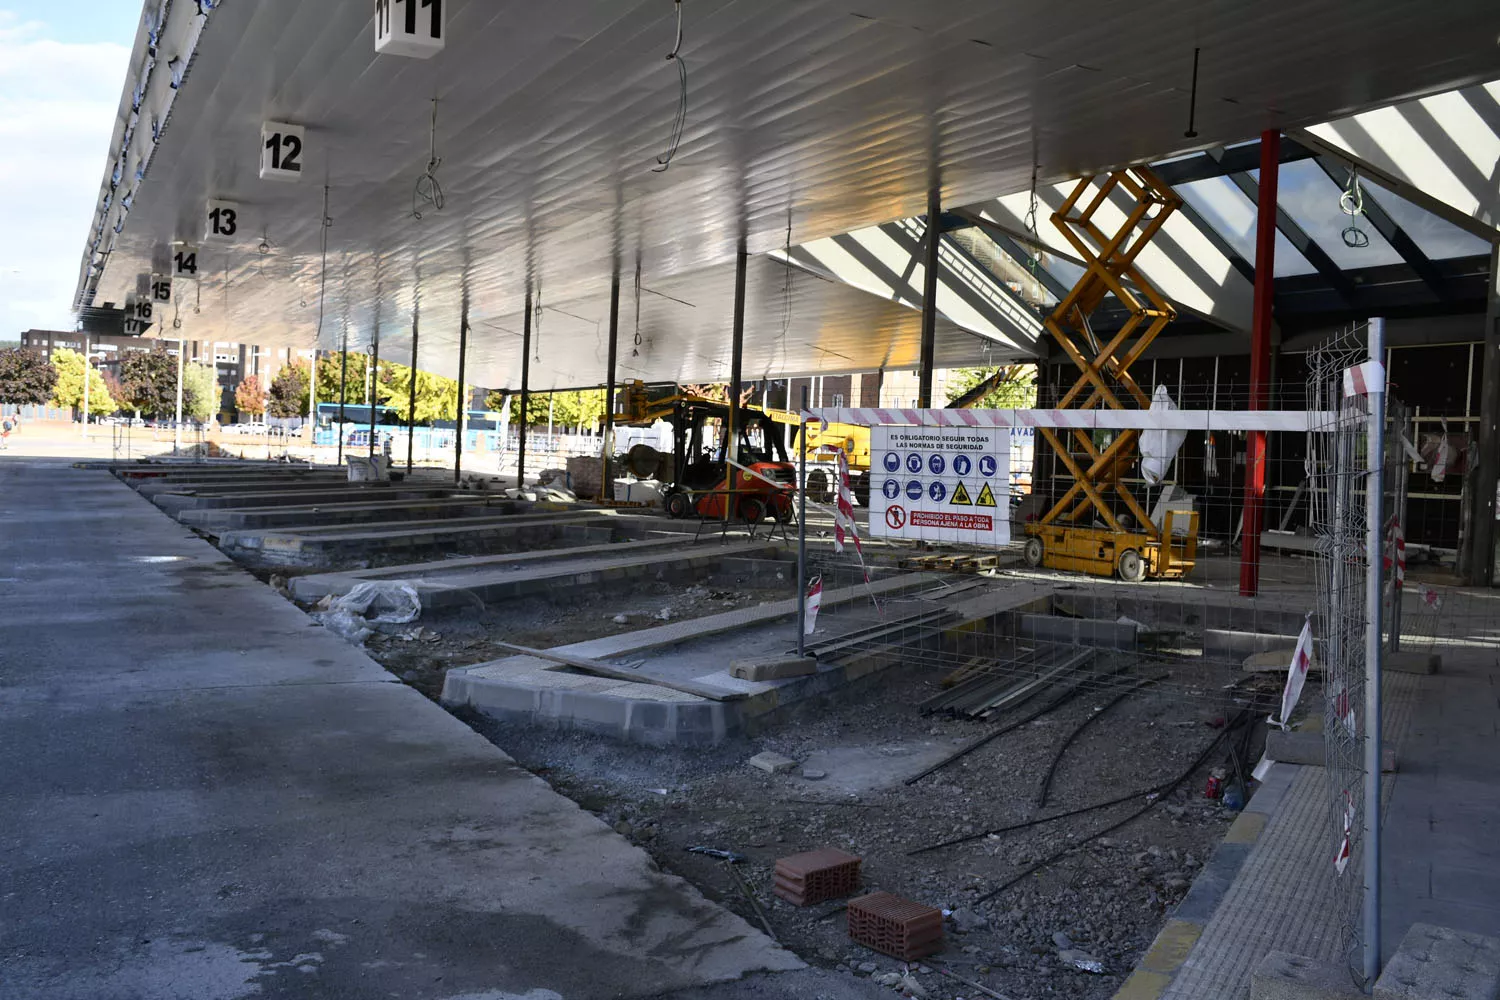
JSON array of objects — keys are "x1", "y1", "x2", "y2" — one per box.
[
  {"x1": 0, "y1": 459, "x2": 804, "y2": 1000},
  {"x1": 1118, "y1": 596, "x2": 1500, "y2": 1000}
]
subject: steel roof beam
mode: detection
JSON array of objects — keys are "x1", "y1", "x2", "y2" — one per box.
[
  {"x1": 1217, "y1": 159, "x2": 1359, "y2": 307},
  {"x1": 1310, "y1": 155, "x2": 1449, "y2": 302},
  {"x1": 1152, "y1": 137, "x2": 1317, "y2": 187}
]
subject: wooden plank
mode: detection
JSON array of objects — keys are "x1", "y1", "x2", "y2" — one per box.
[{"x1": 489, "y1": 640, "x2": 746, "y2": 702}]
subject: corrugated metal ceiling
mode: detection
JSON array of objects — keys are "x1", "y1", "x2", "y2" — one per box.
[{"x1": 86, "y1": 0, "x2": 1500, "y2": 387}]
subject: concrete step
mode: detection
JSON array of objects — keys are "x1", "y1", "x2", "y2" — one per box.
[
  {"x1": 291, "y1": 538, "x2": 786, "y2": 608},
  {"x1": 155, "y1": 486, "x2": 458, "y2": 515},
  {"x1": 181, "y1": 496, "x2": 513, "y2": 533}
]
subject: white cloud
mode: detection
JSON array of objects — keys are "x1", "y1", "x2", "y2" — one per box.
[{"x1": 0, "y1": 11, "x2": 130, "y2": 339}]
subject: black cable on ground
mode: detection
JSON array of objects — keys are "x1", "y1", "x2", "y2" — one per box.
[
  {"x1": 973, "y1": 711, "x2": 1252, "y2": 903},
  {"x1": 904, "y1": 662, "x2": 1130, "y2": 787},
  {"x1": 1034, "y1": 673, "x2": 1167, "y2": 810}
]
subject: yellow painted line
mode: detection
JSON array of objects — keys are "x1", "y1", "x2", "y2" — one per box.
[
  {"x1": 1224, "y1": 811, "x2": 1268, "y2": 844},
  {"x1": 1112, "y1": 968, "x2": 1173, "y2": 1000},
  {"x1": 1138, "y1": 919, "x2": 1202, "y2": 975}
]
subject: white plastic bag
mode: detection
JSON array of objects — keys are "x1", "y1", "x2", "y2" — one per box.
[
  {"x1": 1139, "y1": 385, "x2": 1188, "y2": 486},
  {"x1": 312, "y1": 581, "x2": 421, "y2": 646}
]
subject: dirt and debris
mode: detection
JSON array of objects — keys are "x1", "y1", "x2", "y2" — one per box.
[{"x1": 460, "y1": 654, "x2": 1273, "y2": 1000}]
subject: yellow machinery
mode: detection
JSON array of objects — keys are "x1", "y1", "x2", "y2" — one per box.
[{"x1": 1021, "y1": 166, "x2": 1199, "y2": 582}]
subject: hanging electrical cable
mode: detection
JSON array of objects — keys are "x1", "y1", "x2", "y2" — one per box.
[
  {"x1": 1339, "y1": 166, "x2": 1370, "y2": 248},
  {"x1": 632, "y1": 257, "x2": 643, "y2": 357},
  {"x1": 652, "y1": 0, "x2": 688, "y2": 173},
  {"x1": 315, "y1": 185, "x2": 333, "y2": 349},
  {"x1": 533, "y1": 282, "x2": 543, "y2": 362},
  {"x1": 412, "y1": 99, "x2": 444, "y2": 219}
]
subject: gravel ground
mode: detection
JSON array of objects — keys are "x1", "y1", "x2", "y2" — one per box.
[{"x1": 461, "y1": 651, "x2": 1279, "y2": 1000}]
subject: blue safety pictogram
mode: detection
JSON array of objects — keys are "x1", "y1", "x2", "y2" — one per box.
[
  {"x1": 928, "y1": 481, "x2": 947, "y2": 502},
  {"x1": 883, "y1": 452, "x2": 900, "y2": 472},
  {"x1": 905, "y1": 480, "x2": 923, "y2": 500},
  {"x1": 882, "y1": 478, "x2": 901, "y2": 500},
  {"x1": 906, "y1": 453, "x2": 922, "y2": 473},
  {"x1": 953, "y1": 454, "x2": 972, "y2": 476},
  {"x1": 928, "y1": 454, "x2": 945, "y2": 475},
  {"x1": 979, "y1": 455, "x2": 998, "y2": 477}
]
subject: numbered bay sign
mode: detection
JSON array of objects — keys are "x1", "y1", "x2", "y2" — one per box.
[
  {"x1": 206, "y1": 199, "x2": 240, "y2": 242},
  {"x1": 123, "y1": 293, "x2": 154, "y2": 335},
  {"x1": 173, "y1": 243, "x2": 199, "y2": 281},
  {"x1": 150, "y1": 273, "x2": 172, "y2": 304},
  {"x1": 260, "y1": 121, "x2": 304, "y2": 181},
  {"x1": 375, "y1": 0, "x2": 444, "y2": 58}
]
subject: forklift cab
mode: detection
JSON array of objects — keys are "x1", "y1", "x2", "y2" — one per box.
[{"x1": 664, "y1": 401, "x2": 795, "y2": 521}]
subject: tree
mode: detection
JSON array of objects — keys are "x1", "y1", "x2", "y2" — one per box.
[
  {"x1": 0, "y1": 347, "x2": 57, "y2": 405},
  {"x1": 182, "y1": 362, "x2": 220, "y2": 422},
  {"x1": 50, "y1": 347, "x2": 117, "y2": 416},
  {"x1": 120, "y1": 348, "x2": 179, "y2": 417},
  {"x1": 317, "y1": 351, "x2": 371, "y2": 406},
  {"x1": 267, "y1": 360, "x2": 310, "y2": 418},
  {"x1": 945, "y1": 364, "x2": 1037, "y2": 409},
  {"x1": 383, "y1": 362, "x2": 460, "y2": 424},
  {"x1": 488, "y1": 389, "x2": 607, "y2": 429},
  {"x1": 235, "y1": 375, "x2": 267, "y2": 417}
]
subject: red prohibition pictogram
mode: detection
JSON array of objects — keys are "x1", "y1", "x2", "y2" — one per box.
[{"x1": 885, "y1": 505, "x2": 907, "y2": 529}]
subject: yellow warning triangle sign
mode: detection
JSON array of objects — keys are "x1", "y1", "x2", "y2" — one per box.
[
  {"x1": 950, "y1": 481, "x2": 973, "y2": 506},
  {"x1": 976, "y1": 482, "x2": 997, "y2": 507}
]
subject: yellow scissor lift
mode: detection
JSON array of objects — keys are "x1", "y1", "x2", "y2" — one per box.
[{"x1": 1021, "y1": 166, "x2": 1199, "y2": 583}]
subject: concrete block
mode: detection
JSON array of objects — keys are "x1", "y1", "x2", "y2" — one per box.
[
  {"x1": 1244, "y1": 649, "x2": 1320, "y2": 674},
  {"x1": 1206, "y1": 629, "x2": 1303, "y2": 660},
  {"x1": 730, "y1": 656, "x2": 817, "y2": 681},
  {"x1": 1386, "y1": 651, "x2": 1441, "y2": 675},
  {"x1": 748, "y1": 751, "x2": 796, "y2": 774},
  {"x1": 1251, "y1": 950, "x2": 1363, "y2": 1000},
  {"x1": 1265, "y1": 730, "x2": 1396, "y2": 772},
  {"x1": 1374, "y1": 923, "x2": 1500, "y2": 1000}
]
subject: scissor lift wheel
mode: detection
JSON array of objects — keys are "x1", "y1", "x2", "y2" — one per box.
[
  {"x1": 1023, "y1": 536, "x2": 1044, "y2": 568},
  {"x1": 1116, "y1": 548, "x2": 1145, "y2": 583}
]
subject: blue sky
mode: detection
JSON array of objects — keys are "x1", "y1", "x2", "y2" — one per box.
[{"x1": 0, "y1": 1, "x2": 137, "y2": 340}]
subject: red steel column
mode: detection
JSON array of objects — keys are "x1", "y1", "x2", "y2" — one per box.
[{"x1": 1240, "y1": 129, "x2": 1279, "y2": 597}]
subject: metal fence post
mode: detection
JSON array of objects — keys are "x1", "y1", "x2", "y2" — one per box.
[
  {"x1": 1362, "y1": 316, "x2": 1386, "y2": 986},
  {"x1": 797, "y1": 385, "x2": 809, "y2": 656},
  {"x1": 1388, "y1": 399, "x2": 1408, "y2": 654}
]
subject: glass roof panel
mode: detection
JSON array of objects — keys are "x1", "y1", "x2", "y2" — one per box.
[
  {"x1": 1359, "y1": 177, "x2": 1492, "y2": 260},
  {"x1": 1260, "y1": 161, "x2": 1404, "y2": 270},
  {"x1": 1176, "y1": 176, "x2": 1317, "y2": 277}
]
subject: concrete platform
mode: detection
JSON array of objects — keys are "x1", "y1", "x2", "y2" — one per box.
[
  {"x1": 0, "y1": 458, "x2": 802, "y2": 998},
  {"x1": 131, "y1": 471, "x2": 348, "y2": 495},
  {"x1": 442, "y1": 576, "x2": 1052, "y2": 745},
  {"x1": 180, "y1": 495, "x2": 516, "y2": 533},
  {"x1": 154, "y1": 484, "x2": 460, "y2": 516},
  {"x1": 218, "y1": 508, "x2": 629, "y2": 567},
  {"x1": 291, "y1": 536, "x2": 788, "y2": 608}
]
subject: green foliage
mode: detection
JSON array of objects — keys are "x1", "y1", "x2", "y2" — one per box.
[
  {"x1": 0, "y1": 347, "x2": 57, "y2": 405},
  {"x1": 119, "y1": 348, "x2": 179, "y2": 417},
  {"x1": 235, "y1": 374, "x2": 267, "y2": 416},
  {"x1": 945, "y1": 364, "x2": 1037, "y2": 409},
  {"x1": 50, "y1": 347, "x2": 117, "y2": 416},
  {"x1": 267, "y1": 360, "x2": 310, "y2": 419},
  {"x1": 317, "y1": 352, "x2": 373, "y2": 406},
  {"x1": 496, "y1": 389, "x2": 607, "y2": 429},
  {"x1": 182, "y1": 363, "x2": 220, "y2": 422},
  {"x1": 381, "y1": 362, "x2": 460, "y2": 424}
]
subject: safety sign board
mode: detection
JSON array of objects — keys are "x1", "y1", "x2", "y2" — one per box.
[{"x1": 869, "y1": 425, "x2": 1009, "y2": 546}]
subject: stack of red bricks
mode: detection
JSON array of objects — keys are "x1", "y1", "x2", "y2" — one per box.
[
  {"x1": 773, "y1": 847, "x2": 862, "y2": 906},
  {"x1": 846, "y1": 891, "x2": 944, "y2": 962}
]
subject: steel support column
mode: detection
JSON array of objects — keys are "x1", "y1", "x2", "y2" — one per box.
[
  {"x1": 1240, "y1": 129, "x2": 1279, "y2": 597},
  {"x1": 1464, "y1": 244, "x2": 1500, "y2": 585},
  {"x1": 918, "y1": 185, "x2": 941, "y2": 408},
  {"x1": 453, "y1": 309, "x2": 469, "y2": 486},
  {"x1": 1362, "y1": 316, "x2": 1387, "y2": 987},
  {"x1": 518, "y1": 286, "x2": 532, "y2": 490},
  {"x1": 406, "y1": 319, "x2": 418, "y2": 473},
  {"x1": 729, "y1": 238, "x2": 747, "y2": 462},
  {"x1": 367, "y1": 332, "x2": 379, "y2": 458},
  {"x1": 603, "y1": 274, "x2": 620, "y2": 497}
]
